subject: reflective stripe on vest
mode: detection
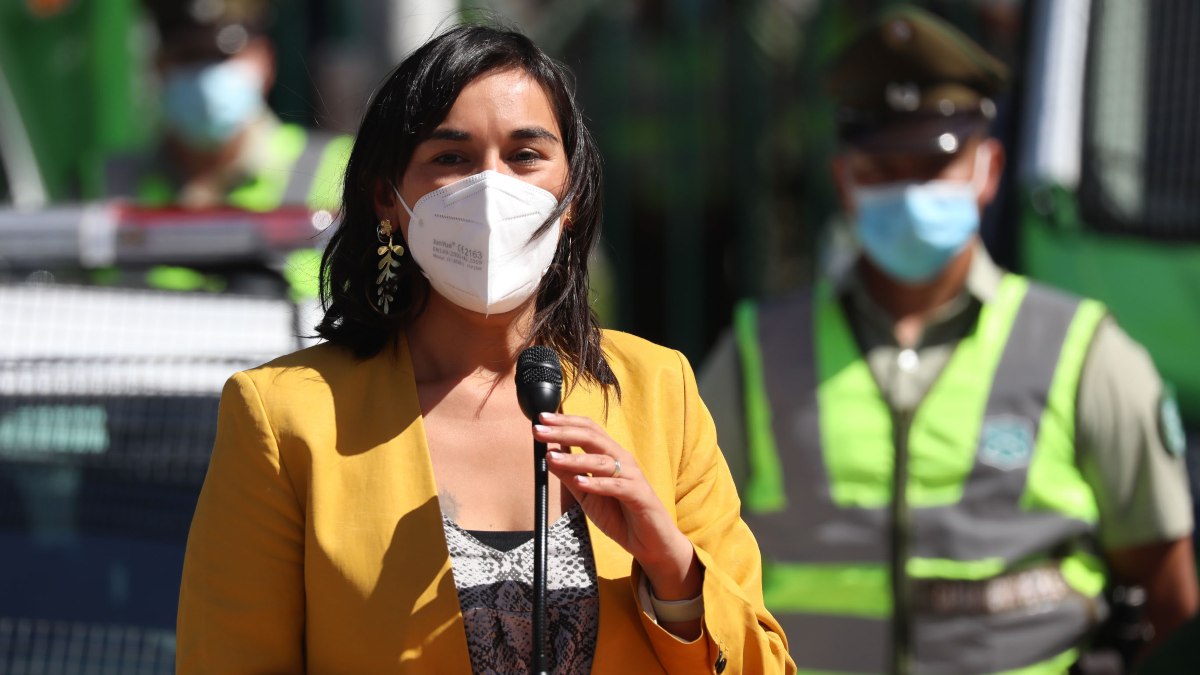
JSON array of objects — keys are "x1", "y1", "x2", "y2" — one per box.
[
  {"x1": 132, "y1": 124, "x2": 348, "y2": 212},
  {"x1": 735, "y1": 276, "x2": 1108, "y2": 674}
]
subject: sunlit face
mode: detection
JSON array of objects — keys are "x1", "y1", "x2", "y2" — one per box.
[{"x1": 392, "y1": 68, "x2": 569, "y2": 242}]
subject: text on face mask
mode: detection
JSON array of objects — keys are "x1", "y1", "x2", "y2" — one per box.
[{"x1": 431, "y1": 238, "x2": 485, "y2": 271}]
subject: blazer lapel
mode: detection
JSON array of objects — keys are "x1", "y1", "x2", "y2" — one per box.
[
  {"x1": 366, "y1": 335, "x2": 473, "y2": 672},
  {"x1": 562, "y1": 375, "x2": 662, "y2": 672}
]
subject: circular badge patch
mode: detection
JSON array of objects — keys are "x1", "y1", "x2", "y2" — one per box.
[
  {"x1": 979, "y1": 416, "x2": 1035, "y2": 471},
  {"x1": 1159, "y1": 384, "x2": 1187, "y2": 459}
]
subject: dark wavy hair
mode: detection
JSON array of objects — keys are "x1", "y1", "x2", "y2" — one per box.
[{"x1": 316, "y1": 24, "x2": 617, "y2": 394}]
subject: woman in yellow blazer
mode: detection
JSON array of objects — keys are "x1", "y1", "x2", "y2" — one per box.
[{"x1": 177, "y1": 24, "x2": 793, "y2": 674}]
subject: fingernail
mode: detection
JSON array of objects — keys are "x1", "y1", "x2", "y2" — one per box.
[
  {"x1": 534, "y1": 424, "x2": 550, "y2": 433},
  {"x1": 547, "y1": 450, "x2": 562, "y2": 460},
  {"x1": 576, "y1": 475, "x2": 589, "y2": 485},
  {"x1": 539, "y1": 412, "x2": 557, "y2": 421}
]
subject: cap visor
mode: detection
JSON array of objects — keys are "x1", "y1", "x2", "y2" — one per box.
[{"x1": 844, "y1": 115, "x2": 989, "y2": 155}]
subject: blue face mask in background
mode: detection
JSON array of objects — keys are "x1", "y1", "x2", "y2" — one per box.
[
  {"x1": 848, "y1": 145, "x2": 989, "y2": 283},
  {"x1": 162, "y1": 59, "x2": 264, "y2": 148}
]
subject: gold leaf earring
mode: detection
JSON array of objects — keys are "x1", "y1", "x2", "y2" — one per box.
[{"x1": 375, "y1": 218, "x2": 405, "y2": 313}]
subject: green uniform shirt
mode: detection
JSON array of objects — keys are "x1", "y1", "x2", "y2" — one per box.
[{"x1": 700, "y1": 244, "x2": 1193, "y2": 551}]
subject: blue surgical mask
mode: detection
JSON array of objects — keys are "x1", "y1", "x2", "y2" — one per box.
[
  {"x1": 162, "y1": 60, "x2": 264, "y2": 148},
  {"x1": 849, "y1": 145, "x2": 990, "y2": 283}
]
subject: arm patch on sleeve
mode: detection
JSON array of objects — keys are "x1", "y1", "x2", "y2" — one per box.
[{"x1": 1159, "y1": 383, "x2": 1187, "y2": 459}]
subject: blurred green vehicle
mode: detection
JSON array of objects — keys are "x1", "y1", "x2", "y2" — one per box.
[
  {"x1": 1014, "y1": 1, "x2": 1200, "y2": 669},
  {"x1": 1016, "y1": 0, "x2": 1200, "y2": 435},
  {"x1": 0, "y1": 0, "x2": 146, "y2": 206}
]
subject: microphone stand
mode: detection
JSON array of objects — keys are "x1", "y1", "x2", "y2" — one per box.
[
  {"x1": 515, "y1": 345, "x2": 561, "y2": 675},
  {"x1": 532, "y1": 433, "x2": 549, "y2": 675}
]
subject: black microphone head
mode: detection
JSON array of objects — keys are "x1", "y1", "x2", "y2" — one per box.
[
  {"x1": 517, "y1": 345, "x2": 563, "y2": 385},
  {"x1": 516, "y1": 345, "x2": 562, "y2": 421}
]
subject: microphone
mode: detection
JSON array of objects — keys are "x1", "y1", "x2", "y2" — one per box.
[
  {"x1": 515, "y1": 345, "x2": 561, "y2": 675},
  {"x1": 517, "y1": 345, "x2": 563, "y2": 421}
]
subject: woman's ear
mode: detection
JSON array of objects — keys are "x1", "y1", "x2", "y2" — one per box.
[
  {"x1": 979, "y1": 137, "x2": 1006, "y2": 208},
  {"x1": 372, "y1": 179, "x2": 397, "y2": 222},
  {"x1": 241, "y1": 37, "x2": 276, "y2": 95},
  {"x1": 830, "y1": 154, "x2": 854, "y2": 214},
  {"x1": 562, "y1": 203, "x2": 575, "y2": 230}
]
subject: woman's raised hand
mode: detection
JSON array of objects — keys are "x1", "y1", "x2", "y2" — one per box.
[{"x1": 536, "y1": 412, "x2": 702, "y2": 602}]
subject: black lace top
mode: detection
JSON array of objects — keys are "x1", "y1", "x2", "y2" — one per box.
[{"x1": 443, "y1": 504, "x2": 600, "y2": 674}]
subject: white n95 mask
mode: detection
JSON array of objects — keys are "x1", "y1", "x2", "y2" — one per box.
[{"x1": 393, "y1": 170, "x2": 562, "y2": 315}]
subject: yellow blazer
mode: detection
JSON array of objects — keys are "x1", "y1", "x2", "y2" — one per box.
[{"x1": 177, "y1": 330, "x2": 793, "y2": 673}]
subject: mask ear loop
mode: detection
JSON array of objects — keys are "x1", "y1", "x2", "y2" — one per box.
[
  {"x1": 391, "y1": 183, "x2": 417, "y2": 220},
  {"x1": 390, "y1": 183, "x2": 433, "y2": 286},
  {"x1": 967, "y1": 142, "x2": 993, "y2": 195}
]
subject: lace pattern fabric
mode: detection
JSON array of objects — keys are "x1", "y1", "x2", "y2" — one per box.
[{"x1": 443, "y1": 504, "x2": 599, "y2": 675}]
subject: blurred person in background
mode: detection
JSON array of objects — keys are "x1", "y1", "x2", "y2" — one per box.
[
  {"x1": 700, "y1": 5, "x2": 1197, "y2": 674},
  {"x1": 176, "y1": 24, "x2": 792, "y2": 673},
  {"x1": 103, "y1": 0, "x2": 350, "y2": 297}
]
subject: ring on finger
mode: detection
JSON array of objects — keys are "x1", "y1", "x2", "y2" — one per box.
[{"x1": 611, "y1": 458, "x2": 622, "y2": 479}]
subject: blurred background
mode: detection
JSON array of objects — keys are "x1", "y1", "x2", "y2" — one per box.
[
  {"x1": 2, "y1": 0, "x2": 1199, "y2": 671},
  {"x1": 0, "y1": 0, "x2": 1030, "y2": 352}
]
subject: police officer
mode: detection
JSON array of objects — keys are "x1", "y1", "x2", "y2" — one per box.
[
  {"x1": 103, "y1": 0, "x2": 349, "y2": 297},
  {"x1": 699, "y1": 5, "x2": 1197, "y2": 674}
]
